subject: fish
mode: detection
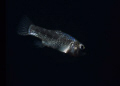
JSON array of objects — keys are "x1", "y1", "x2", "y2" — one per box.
[{"x1": 17, "y1": 16, "x2": 85, "y2": 56}]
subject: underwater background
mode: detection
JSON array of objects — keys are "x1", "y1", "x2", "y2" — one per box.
[{"x1": 6, "y1": 0, "x2": 119, "y2": 86}]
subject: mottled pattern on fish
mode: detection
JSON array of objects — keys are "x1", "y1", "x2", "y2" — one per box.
[
  {"x1": 18, "y1": 16, "x2": 85, "y2": 56},
  {"x1": 29, "y1": 25, "x2": 76, "y2": 49}
]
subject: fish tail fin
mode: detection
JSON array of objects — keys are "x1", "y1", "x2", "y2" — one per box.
[{"x1": 17, "y1": 15, "x2": 33, "y2": 35}]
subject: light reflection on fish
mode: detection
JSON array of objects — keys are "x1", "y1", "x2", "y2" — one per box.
[{"x1": 17, "y1": 16, "x2": 85, "y2": 56}]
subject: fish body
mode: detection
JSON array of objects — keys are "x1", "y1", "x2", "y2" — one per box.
[{"x1": 18, "y1": 16, "x2": 85, "y2": 56}]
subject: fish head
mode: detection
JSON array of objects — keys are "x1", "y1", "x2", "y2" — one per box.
[{"x1": 68, "y1": 41, "x2": 85, "y2": 56}]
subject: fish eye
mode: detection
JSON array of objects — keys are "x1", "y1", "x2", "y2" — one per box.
[
  {"x1": 79, "y1": 44, "x2": 85, "y2": 50},
  {"x1": 81, "y1": 45, "x2": 84, "y2": 49}
]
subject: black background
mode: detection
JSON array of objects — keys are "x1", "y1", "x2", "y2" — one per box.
[{"x1": 6, "y1": 0, "x2": 120, "y2": 86}]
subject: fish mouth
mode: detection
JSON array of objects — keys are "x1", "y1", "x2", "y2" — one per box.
[
  {"x1": 68, "y1": 49, "x2": 86, "y2": 57},
  {"x1": 79, "y1": 49, "x2": 86, "y2": 56}
]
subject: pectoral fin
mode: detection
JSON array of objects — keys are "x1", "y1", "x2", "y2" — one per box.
[{"x1": 34, "y1": 40, "x2": 45, "y2": 48}]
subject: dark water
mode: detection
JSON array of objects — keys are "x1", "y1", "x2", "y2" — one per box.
[{"x1": 6, "y1": 0, "x2": 119, "y2": 86}]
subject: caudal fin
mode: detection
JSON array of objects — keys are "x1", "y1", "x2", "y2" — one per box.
[{"x1": 17, "y1": 16, "x2": 33, "y2": 35}]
